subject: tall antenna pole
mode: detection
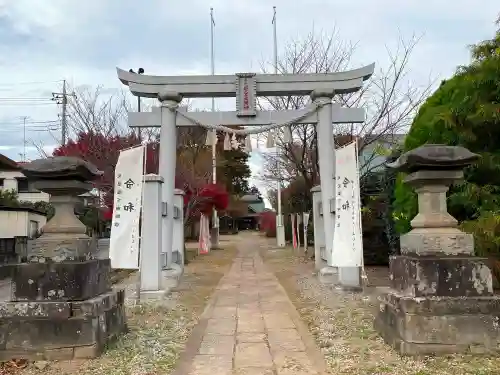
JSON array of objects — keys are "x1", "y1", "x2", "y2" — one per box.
[
  {"x1": 272, "y1": 6, "x2": 285, "y2": 247},
  {"x1": 210, "y1": 7, "x2": 219, "y2": 248},
  {"x1": 272, "y1": 6, "x2": 278, "y2": 74},
  {"x1": 210, "y1": 8, "x2": 215, "y2": 111}
]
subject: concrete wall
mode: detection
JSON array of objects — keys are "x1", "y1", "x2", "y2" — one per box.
[{"x1": 0, "y1": 210, "x2": 47, "y2": 238}]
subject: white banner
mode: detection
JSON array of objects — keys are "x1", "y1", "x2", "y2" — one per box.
[
  {"x1": 296, "y1": 213, "x2": 301, "y2": 248},
  {"x1": 198, "y1": 214, "x2": 210, "y2": 254},
  {"x1": 109, "y1": 146, "x2": 145, "y2": 269},
  {"x1": 291, "y1": 214, "x2": 298, "y2": 249},
  {"x1": 332, "y1": 141, "x2": 363, "y2": 267},
  {"x1": 303, "y1": 212, "x2": 310, "y2": 252}
]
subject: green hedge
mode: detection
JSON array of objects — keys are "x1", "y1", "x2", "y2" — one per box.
[{"x1": 392, "y1": 24, "x2": 500, "y2": 261}]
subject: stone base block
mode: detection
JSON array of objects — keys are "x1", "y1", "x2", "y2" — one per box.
[
  {"x1": 375, "y1": 291, "x2": 500, "y2": 355},
  {"x1": 29, "y1": 235, "x2": 98, "y2": 261},
  {"x1": 319, "y1": 266, "x2": 338, "y2": 284},
  {"x1": 0, "y1": 288, "x2": 127, "y2": 361},
  {"x1": 338, "y1": 267, "x2": 363, "y2": 292},
  {"x1": 390, "y1": 255, "x2": 493, "y2": 297},
  {"x1": 12, "y1": 259, "x2": 111, "y2": 302},
  {"x1": 162, "y1": 264, "x2": 182, "y2": 290},
  {"x1": 137, "y1": 289, "x2": 169, "y2": 301},
  {"x1": 400, "y1": 229, "x2": 474, "y2": 256}
]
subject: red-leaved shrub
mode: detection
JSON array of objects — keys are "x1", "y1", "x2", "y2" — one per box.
[{"x1": 259, "y1": 211, "x2": 277, "y2": 238}]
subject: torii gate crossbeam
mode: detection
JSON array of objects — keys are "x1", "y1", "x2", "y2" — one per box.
[{"x1": 117, "y1": 64, "x2": 374, "y2": 98}]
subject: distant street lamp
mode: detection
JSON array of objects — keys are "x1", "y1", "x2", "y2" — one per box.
[{"x1": 129, "y1": 68, "x2": 145, "y2": 112}]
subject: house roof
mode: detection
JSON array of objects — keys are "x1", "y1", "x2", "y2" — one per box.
[
  {"x1": 0, "y1": 154, "x2": 21, "y2": 171},
  {"x1": 240, "y1": 194, "x2": 262, "y2": 202},
  {"x1": 361, "y1": 133, "x2": 406, "y2": 146},
  {"x1": 248, "y1": 202, "x2": 265, "y2": 214}
]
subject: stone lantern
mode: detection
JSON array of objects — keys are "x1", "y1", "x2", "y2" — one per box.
[
  {"x1": 24, "y1": 157, "x2": 103, "y2": 261},
  {"x1": 375, "y1": 144, "x2": 500, "y2": 355},
  {"x1": 0, "y1": 157, "x2": 127, "y2": 361}
]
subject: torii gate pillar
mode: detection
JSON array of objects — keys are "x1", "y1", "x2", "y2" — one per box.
[
  {"x1": 312, "y1": 90, "x2": 335, "y2": 267},
  {"x1": 314, "y1": 90, "x2": 361, "y2": 289},
  {"x1": 159, "y1": 90, "x2": 182, "y2": 270}
]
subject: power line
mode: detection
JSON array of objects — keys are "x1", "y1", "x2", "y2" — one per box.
[
  {"x1": 0, "y1": 98, "x2": 54, "y2": 101},
  {"x1": 0, "y1": 119, "x2": 59, "y2": 125},
  {"x1": 0, "y1": 127, "x2": 60, "y2": 131},
  {"x1": 0, "y1": 80, "x2": 63, "y2": 87},
  {"x1": 0, "y1": 102, "x2": 56, "y2": 106}
]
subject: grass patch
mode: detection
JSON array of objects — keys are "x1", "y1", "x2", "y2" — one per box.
[
  {"x1": 16, "y1": 245, "x2": 238, "y2": 375},
  {"x1": 261, "y1": 247, "x2": 500, "y2": 375}
]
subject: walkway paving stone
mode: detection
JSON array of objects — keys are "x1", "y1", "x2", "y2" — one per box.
[{"x1": 182, "y1": 235, "x2": 325, "y2": 375}]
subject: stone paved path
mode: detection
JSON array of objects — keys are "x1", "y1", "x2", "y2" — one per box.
[{"x1": 176, "y1": 235, "x2": 326, "y2": 375}]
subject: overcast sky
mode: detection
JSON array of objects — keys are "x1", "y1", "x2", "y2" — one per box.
[{"x1": 0, "y1": 0, "x2": 498, "y2": 199}]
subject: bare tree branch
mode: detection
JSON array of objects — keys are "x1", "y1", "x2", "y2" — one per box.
[{"x1": 258, "y1": 29, "x2": 433, "y2": 196}]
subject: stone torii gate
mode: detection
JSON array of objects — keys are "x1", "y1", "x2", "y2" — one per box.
[{"x1": 117, "y1": 64, "x2": 374, "y2": 287}]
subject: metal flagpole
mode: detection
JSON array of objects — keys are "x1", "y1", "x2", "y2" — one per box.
[
  {"x1": 273, "y1": 6, "x2": 278, "y2": 72},
  {"x1": 210, "y1": 7, "x2": 219, "y2": 249},
  {"x1": 273, "y1": 6, "x2": 285, "y2": 247}
]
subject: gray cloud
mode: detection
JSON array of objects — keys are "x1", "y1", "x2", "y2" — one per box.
[{"x1": 0, "y1": 0, "x2": 497, "y2": 165}]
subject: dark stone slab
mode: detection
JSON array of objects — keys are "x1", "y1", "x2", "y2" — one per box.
[
  {"x1": 375, "y1": 291, "x2": 500, "y2": 355},
  {"x1": 12, "y1": 259, "x2": 111, "y2": 302},
  {"x1": 389, "y1": 255, "x2": 493, "y2": 297},
  {"x1": 21, "y1": 156, "x2": 103, "y2": 182},
  {"x1": 382, "y1": 292, "x2": 500, "y2": 315},
  {"x1": 0, "y1": 288, "x2": 126, "y2": 361},
  {"x1": 0, "y1": 289, "x2": 124, "y2": 319},
  {"x1": 0, "y1": 301, "x2": 71, "y2": 319},
  {"x1": 1, "y1": 317, "x2": 100, "y2": 350},
  {"x1": 72, "y1": 289, "x2": 125, "y2": 317},
  {"x1": 386, "y1": 144, "x2": 480, "y2": 173}
]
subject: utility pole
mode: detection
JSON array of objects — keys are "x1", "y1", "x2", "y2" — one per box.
[
  {"x1": 62, "y1": 80, "x2": 67, "y2": 145},
  {"x1": 21, "y1": 116, "x2": 28, "y2": 162},
  {"x1": 52, "y1": 80, "x2": 76, "y2": 145},
  {"x1": 272, "y1": 6, "x2": 286, "y2": 247}
]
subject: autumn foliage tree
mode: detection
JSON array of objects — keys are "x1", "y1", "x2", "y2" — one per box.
[
  {"x1": 50, "y1": 86, "x2": 238, "y2": 229},
  {"x1": 52, "y1": 131, "x2": 158, "y2": 207}
]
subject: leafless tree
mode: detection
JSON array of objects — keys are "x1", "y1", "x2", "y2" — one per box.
[{"x1": 258, "y1": 29, "x2": 433, "y2": 194}]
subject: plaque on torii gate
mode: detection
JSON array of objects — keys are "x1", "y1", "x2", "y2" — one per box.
[{"x1": 117, "y1": 63, "x2": 374, "y2": 281}]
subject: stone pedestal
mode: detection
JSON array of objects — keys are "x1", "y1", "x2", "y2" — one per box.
[
  {"x1": 318, "y1": 266, "x2": 338, "y2": 284},
  {"x1": 29, "y1": 180, "x2": 97, "y2": 261},
  {"x1": 173, "y1": 189, "x2": 185, "y2": 267},
  {"x1": 0, "y1": 157, "x2": 127, "y2": 361},
  {"x1": 139, "y1": 174, "x2": 164, "y2": 299},
  {"x1": 210, "y1": 226, "x2": 220, "y2": 249},
  {"x1": 276, "y1": 215, "x2": 286, "y2": 248},
  {"x1": 375, "y1": 145, "x2": 500, "y2": 355}
]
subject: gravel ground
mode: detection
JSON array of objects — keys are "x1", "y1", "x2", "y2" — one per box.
[
  {"x1": 6, "y1": 244, "x2": 238, "y2": 375},
  {"x1": 262, "y1": 247, "x2": 500, "y2": 375}
]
